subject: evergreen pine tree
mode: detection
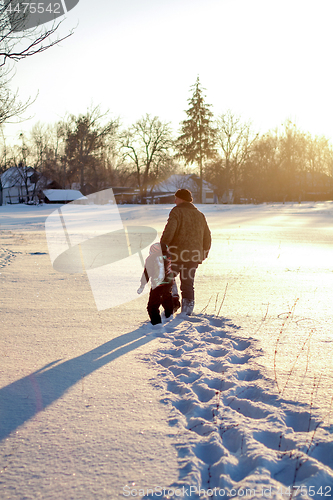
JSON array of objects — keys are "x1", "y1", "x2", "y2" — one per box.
[{"x1": 176, "y1": 77, "x2": 217, "y2": 202}]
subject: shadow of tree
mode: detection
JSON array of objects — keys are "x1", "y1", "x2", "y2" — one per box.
[{"x1": 0, "y1": 325, "x2": 155, "y2": 441}]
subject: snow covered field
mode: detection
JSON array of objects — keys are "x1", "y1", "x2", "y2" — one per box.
[{"x1": 1, "y1": 201, "x2": 333, "y2": 499}]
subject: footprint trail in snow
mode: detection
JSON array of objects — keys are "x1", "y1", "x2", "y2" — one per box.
[
  {"x1": 144, "y1": 315, "x2": 333, "y2": 500},
  {"x1": 0, "y1": 247, "x2": 17, "y2": 269}
]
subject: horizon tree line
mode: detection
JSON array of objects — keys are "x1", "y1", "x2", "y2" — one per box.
[{"x1": 1, "y1": 78, "x2": 333, "y2": 203}]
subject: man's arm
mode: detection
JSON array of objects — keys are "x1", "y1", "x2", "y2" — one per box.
[
  {"x1": 160, "y1": 209, "x2": 178, "y2": 247},
  {"x1": 203, "y1": 218, "x2": 211, "y2": 260}
]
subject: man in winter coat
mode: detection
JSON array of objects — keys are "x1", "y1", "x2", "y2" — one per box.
[{"x1": 160, "y1": 188, "x2": 211, "y2": 315}]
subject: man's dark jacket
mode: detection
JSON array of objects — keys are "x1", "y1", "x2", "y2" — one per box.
[{"x1": 160, "y1": 202, "x2": 211, "y2": 263}]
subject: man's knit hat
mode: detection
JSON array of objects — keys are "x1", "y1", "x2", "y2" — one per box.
[{"x1": 175, "y1": 189, "x2": 193, "y2": 202}]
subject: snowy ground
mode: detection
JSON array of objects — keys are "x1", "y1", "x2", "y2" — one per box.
[{"x1": 0, "y1": 201, "x2": 333, "y2": 499}]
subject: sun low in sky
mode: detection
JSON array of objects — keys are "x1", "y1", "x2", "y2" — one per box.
[{"x1": 4, "y1": 0, "x2": 333, "y2": 143}]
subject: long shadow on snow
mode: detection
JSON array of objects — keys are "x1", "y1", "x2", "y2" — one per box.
[{"x1": 0, "y1": 326, "x2": 154, "y2": 441}]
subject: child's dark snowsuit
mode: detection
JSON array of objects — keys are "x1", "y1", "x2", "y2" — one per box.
[
  {"x1": 147, "y1": 285, "x2": 173, "y2": 325},
  {"x1": 139, "y1": 243, "x2": 173, "y2": 325}
]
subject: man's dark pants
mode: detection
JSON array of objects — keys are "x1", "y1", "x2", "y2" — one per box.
[
  {"x1": 147, "y1": 283, "x2": 173, "y2": 325},
  {"x1": 171, "y1": 261, "x2": 199, "y2": 301}
]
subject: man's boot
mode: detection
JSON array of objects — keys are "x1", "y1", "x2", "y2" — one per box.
[{"x1": 181, "y1": 298, "x2": 194, "y2": 316}]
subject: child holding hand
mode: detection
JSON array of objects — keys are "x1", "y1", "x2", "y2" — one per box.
[{"x1": 137, "y1": 242, "x2": 174, "y2": 325}]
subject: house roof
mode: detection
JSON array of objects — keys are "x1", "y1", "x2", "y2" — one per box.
[
  {"x1": 42, "y1": 189, "x2": 84, "y2": 202},
  {"x1": 1, "y1": 166, "x2": 35, "y2": 189}
]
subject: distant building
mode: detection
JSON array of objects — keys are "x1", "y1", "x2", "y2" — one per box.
[
  {"x1": 220, "y1": 189, "x2": 234, "y2": 204},
  {"x1": 41, "y1": 189, "x2": 84, "y2": 204},
  {"x1": 299, "y1": 171, "x2": 333, "y2": 201},
  {"x1": 111, "y1": 186, "x2": 137, "y2": 204},
  {"x1": 148, "y1": 174, "x2": 217, "y2": 204},
  {"x1": 1, "y1": 166, "x2": 39, "y2": 205}
]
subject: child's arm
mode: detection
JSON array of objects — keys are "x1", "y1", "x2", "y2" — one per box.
[{"x1": 137, "y1": 267, "x2": 149, "y2": 294}]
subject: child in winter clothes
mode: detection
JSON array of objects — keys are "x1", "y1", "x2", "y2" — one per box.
[{"x1": 137, "y1": 242, "x2": 174, "y2": 325}]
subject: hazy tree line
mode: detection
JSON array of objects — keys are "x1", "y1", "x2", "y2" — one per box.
[
  {"x1": 205, "y1": 115, "x2": 333, "y2": 202},
  {"x1": 1, "y1": 78, "x2": 333, "y2": 203}
]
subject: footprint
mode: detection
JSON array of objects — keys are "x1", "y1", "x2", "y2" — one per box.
[
  {"x1": 285, "y1": 410, "x2": 319, "y2": 433},
  {"x1": 274, "y1": 453, "x2": 320, "y2": 484},
  {"x1": 220, "y1": 427, "x2": 245, "y2": 453},
  {"x1": 253, "y1": 430, "x2": 297, "y2": 452},
  {"x1": 237, "y1": 369, "x2": 261, "y2": 382},
  {"x1": 163, "y1": 348, "x2": 184, "y2": 358},
  {"x1": 227, "y1": 398, "x2": 270, "y2": 420},
  {"x1": 207, "y1": 348, "x2": 229, "y2": 358},
  {"x1": 173, "y1": 340, "x2": 185, "y2": 347},
  {"x1": 179, "y1": 358, "x2": 201, "y2": 369},
  {"x1": 233, "y1": 339, "x2": 251, "y2": 351},
  {"x1": 194, "y1": 436, "x2": 226, "y2": 465},
  {"x1": 156, "y1": 356, "x2": 175, "y2": 368},
  {"x1": 309, "y1": 441, "x2": 333, "y2": 468},
  {"x1": 196, "y1": 324, "x2": 214, "y2": 333},
  {"x1": 168, "y1": 366, "x2": 193, "y2": 377},
  {"x1": 177, "y1": 372, "x2": 202, "y2": 384},
  {"x1": 183, "y1": 342, "x2": 201, "y2": 352},
  {"x1": 167, "y1": 380, "x2": 191, "y2": 396},
  {"x1": 205, "y1": 378, "x2": 234, "y2": 392},
  {"x1": 187, "y1": 417, "x2": 215, "y2": 436},
  {"x1": 174, "y1": 333, "x2": 192, "y2": 342},
  {"x1": 209, "y1": 318, "x2": 226, "y2": 328},
  {"x1": 191, "y1": 383, "x2": 217, "y2": 403},
  {"x1": 186, "y1": 317, "x2": 202, "y2": 323},
  {"x1": 0, "y1": 248, "x2": 16, "y2": 269},
  {"x1": 165, "y1": 327, "x2": 176, "y2": 334},
  {"x1": 289, "y1": 458, "x2": 322, "y2": 483},
  {"x1": 208, "y1": 361, "x2": 229, "y2": 374},
  {"x1": 223, "y1": 455, "x2": 256, "y2": 483},
  {"x1": 229, "y1": 354, "x2": 251, "y2": 365},
  {"x1": 204, "y1": 337, "x2": 224, "y2": 345},
  {"x1": 237, "y1": 386, "x2": 279, "y2": 405},
  {"x1": 210, "y1": 330, "x2": 227, "y2": 339},
  {"x1": 175, "y1": 398, "x2": 201, "y2": 416}
]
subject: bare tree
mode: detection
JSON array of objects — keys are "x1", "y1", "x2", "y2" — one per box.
[
  {"x1": 29, "y1": 122, "x2": 48, "y2": 168},
  {"x1": 0, "y1": 2, "x2": 74, "y2": 67},
  {"x1": 241, "y1": 131, "x2": 281, "y2": 202},
  {"x1": 120, "y1": 114, "x2": 174, "y2": 200},
  {"x1": 64, "y1": 106, "x2": 119, "y2": 192},
  {"x1": 306, "y1": 134, "x2": 333, "y2": 180},
  {"x1": 0, "y1": 77, "x2": 36, "y2": 124},
  {"x1": 24, "y1": 120, "x2": 68, "y2": 188},
  {"x1": 275, "y1": 120, "x2": 315, "y2": 200},
  {"x1": 0, "y1": 3, "x2": 74, "y2": 125},
  {"x1": 8, "y1": 132, "x2": 35, "y2": 200},
  {"x1": 278, "y1": 121, "x2": 333, "y2": 200},
  {"x1": 240, "y1": 122, "x2": 333, "y2": 202},
  {"x1": 0, "y1": 126, "x2": 9, "y2": 204},
  {"x1": 216, "y1": 110, "x2": 258, "y2": 200}
]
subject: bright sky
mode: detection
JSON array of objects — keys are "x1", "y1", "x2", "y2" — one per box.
[{"x1": 4, "y1": 0, "x2": 333, "y2": 144}]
